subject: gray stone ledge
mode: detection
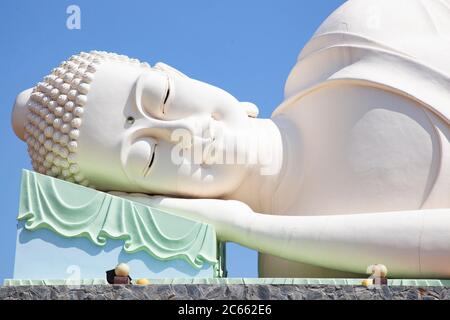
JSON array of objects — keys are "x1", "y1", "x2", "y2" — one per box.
[{"x1": 0, "y1": 284, "x2": 448, "y2": 300}]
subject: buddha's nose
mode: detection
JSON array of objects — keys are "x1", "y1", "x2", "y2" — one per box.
[
  {"x1": 144, "y1": 118, "x2": 199, "y2": 146},
  {"x1": 12, "y1": 88, "x2": 33, "y2": 141}
]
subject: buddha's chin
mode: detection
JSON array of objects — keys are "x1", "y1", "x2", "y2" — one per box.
[
  {"x1": 127, "y1": 178, "x2": 223, "y2": 198},
  {"x1": 123, "y1": 161, "x2": 247, "y2": 198},
  {"x1": 174, "y1": 165, "x2": 247, "y2": 198}
]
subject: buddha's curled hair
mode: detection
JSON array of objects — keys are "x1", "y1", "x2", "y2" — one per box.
[{"x1": 24, "y1": 51, "x2": 150, "y2": 187}]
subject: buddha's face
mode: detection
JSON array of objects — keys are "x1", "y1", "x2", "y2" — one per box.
[{"x1": 72, "y1": 58, "x2": 256, "y2": 197}]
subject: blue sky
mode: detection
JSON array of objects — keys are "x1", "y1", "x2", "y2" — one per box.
[{"x1": 0, "y1": 0, "x2": 345, "y2": 281}]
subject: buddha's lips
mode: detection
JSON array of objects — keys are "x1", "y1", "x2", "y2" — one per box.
[{"x1": 201, "y1": 138, "x2": 217, "y2": 165}]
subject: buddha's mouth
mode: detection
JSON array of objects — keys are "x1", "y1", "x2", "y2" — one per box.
[
  {"x1": 143, "y1": 144, "x2": 156, "y2": 177},
  {"x1": 201, "y1": 137, "x2": 217, "y2": 165}
]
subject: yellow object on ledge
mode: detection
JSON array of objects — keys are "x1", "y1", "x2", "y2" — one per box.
[
  {"x1": 361, "y1": 279, "x2": 373, "y2": 287},
  {"x1": 136, "y1": 278, "x2": 150, "y2": 285}
]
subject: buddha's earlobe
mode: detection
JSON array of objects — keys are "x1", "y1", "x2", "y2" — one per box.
[
  {"x1": 12, "y1": 88, "x2": 32, "y2": 141},
  {"x1": 154, "y1": 62, "x2": 188, "y2": 78},
  {"x1": 241, "y1": 102, "x2": 259, "y2": 118}
]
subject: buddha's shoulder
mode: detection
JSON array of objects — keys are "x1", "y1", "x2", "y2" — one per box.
[{"x1": 275, "y1": 0, "x2": 450, "y2": 119}]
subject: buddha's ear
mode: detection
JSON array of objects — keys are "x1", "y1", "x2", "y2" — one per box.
[
  {"x1": 12, "y1": 88, "x2": 33, "y2": 141},
  {"x1": 154, "y1": 62, "x2": 188, "y2": 78},
  {"x1": 241, "y1": 102, "x2": 259, "y2": 118}
]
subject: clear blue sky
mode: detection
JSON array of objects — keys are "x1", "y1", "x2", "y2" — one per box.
[{"x1": 0, "y1": 0, "x2": 345, "y2": 281}]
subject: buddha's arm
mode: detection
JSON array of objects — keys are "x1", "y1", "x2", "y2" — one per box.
[
  {"x1": 114, "y1": 193, "x2": 450, "y2": 277},
  {"x1": 238, "y1": 210, "x2": 450, "y2": 277}
]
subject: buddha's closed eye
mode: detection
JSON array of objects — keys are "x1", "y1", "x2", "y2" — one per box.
[
  {"x1": 137, "y1": 71, "x2": 171, "y2": 119},
  {"x1": 127, "y1": 137, "x2": 158, "y2": 178},
  {"x1": 161, "y1": 74, "x2": 171, "y2": 115},
  {"x1": 144, "y1": 143, "x2": 157, "y2": 177}
]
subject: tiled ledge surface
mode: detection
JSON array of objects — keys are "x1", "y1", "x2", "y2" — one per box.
[
  {"x1": 4, "y1": 278, "x2": 450, "y2": 286},
  {"x1": 1, "y1": 283, "x2": 449, "y2": 300}
]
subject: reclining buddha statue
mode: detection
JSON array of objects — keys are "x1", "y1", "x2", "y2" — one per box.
[{"x1": 11, "y1": 0, "x2": 450, "y2": 278}]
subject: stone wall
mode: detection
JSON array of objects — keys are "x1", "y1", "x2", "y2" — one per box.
[{"x1": 0, "y1": 284, "x2": 449, "y2": 300}]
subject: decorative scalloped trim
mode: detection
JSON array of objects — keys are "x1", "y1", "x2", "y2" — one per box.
[{"x1": 18, "y1": 169, "x2": 217, "y2": 269}]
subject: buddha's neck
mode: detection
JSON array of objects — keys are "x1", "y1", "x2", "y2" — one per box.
[{"x1": 223, "y1": 116, "x2": 298, "y2": 213}]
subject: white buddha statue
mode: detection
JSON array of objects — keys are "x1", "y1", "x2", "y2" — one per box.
[{"x1": 12, "y1": 0, "x2": 450, "y2": 278}]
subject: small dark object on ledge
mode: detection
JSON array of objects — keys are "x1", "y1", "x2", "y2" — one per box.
[
  {"x1": 374, "y1": 278, "x2": 388, "y2": 285},
  {"x1": 114, "y1": 276, "x2": 131, "y2": 284},
  {"x1": 106, "y1": 269, "x2": 132, "y2": 284}
]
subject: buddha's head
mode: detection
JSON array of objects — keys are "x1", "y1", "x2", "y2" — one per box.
[{"x1": 12, "y1": 51, "x2": 259, "y2": 197}]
